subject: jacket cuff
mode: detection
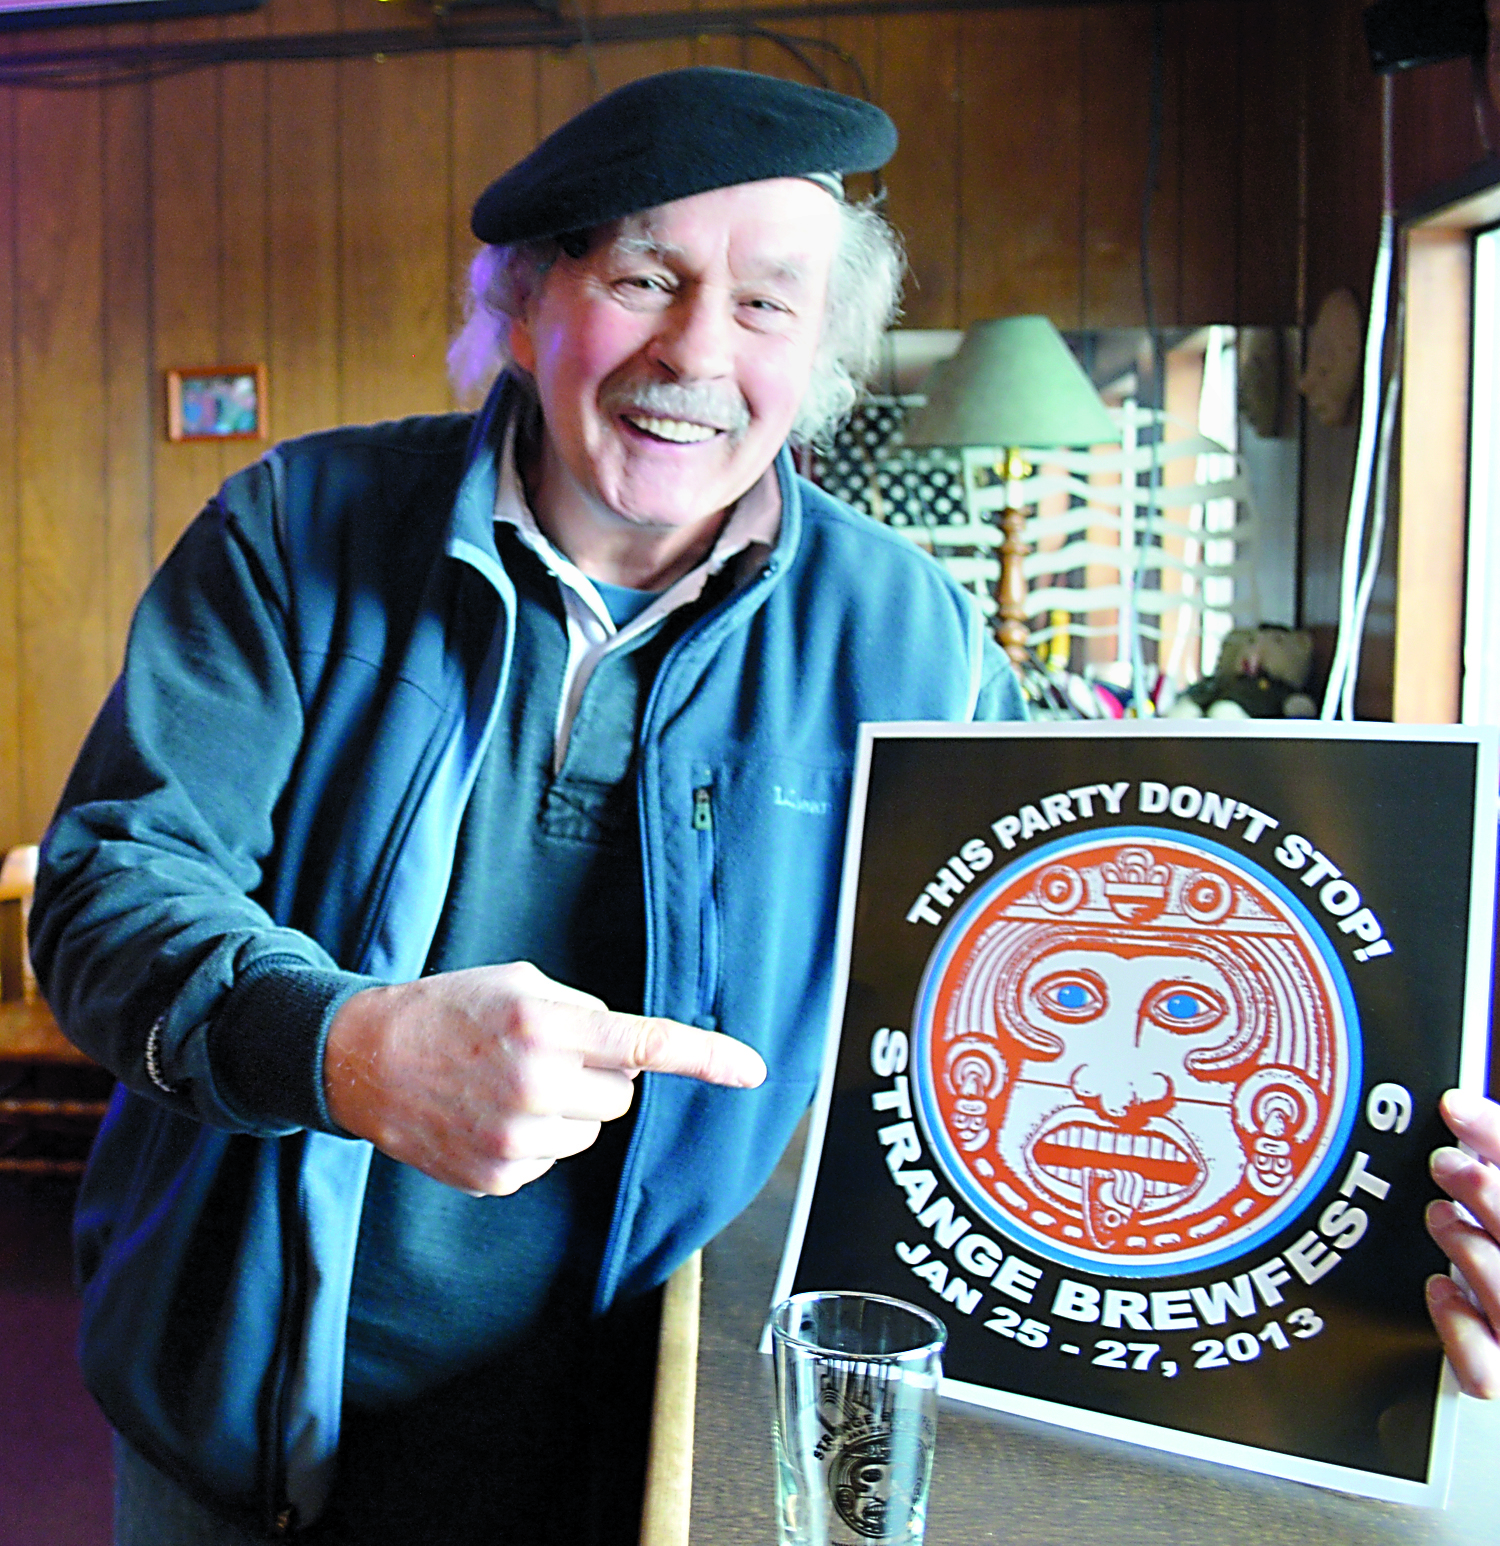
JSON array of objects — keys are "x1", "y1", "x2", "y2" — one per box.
[{"x1": 208, "y1": 957, "x2": 377, "y2": 1135}]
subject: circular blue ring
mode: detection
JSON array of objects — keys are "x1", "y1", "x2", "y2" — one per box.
[{"x1": 909, "y1": 825, "x2": 1364, "y2": 1280}]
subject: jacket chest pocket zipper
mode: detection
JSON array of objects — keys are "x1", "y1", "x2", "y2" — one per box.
[{"x1": 692, "y1": 786, "x2": 719, "y2": 1030}]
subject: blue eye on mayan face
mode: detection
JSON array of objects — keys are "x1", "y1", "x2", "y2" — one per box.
[
  {"x1": 1144, "y1": 980, "x2": 1229, "y2": 1033},
  {"x1": 1031, "y1": 970, "x2": 1108, "y2": 1023}
]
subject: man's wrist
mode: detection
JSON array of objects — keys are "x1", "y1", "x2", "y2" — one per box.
[{"x1": 322, "y1": 981, "x2": 402, "y2": 1142}]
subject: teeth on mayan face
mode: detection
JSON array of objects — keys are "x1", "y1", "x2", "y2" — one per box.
[
  {"x1": 625, "y1": 415, "x2": 718, "y2": 443},
  {"x1": 1032, "y1": 1123, "x2": 1197, "y2": 1197}
]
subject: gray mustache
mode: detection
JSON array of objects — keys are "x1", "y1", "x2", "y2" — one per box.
[{"x1": 600, "y1": 378, "x2": 750, "y2": 435}]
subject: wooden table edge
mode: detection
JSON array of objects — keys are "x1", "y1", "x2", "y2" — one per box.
[{"x1": 639, "y1": 1249, "x2": 703, "y2": 1546}]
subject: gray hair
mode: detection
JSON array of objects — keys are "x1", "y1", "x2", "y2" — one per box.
[{"x1": 447, "y1": 196, "x2": 904, "y2": 448}]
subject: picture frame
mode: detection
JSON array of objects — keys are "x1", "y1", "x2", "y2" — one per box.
[{"x1": 165, "y1": 365, "x2": 268, "y2": 443}]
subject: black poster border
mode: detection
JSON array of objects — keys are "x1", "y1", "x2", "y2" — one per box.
[{"x1": 772, "y1": 720, "x2": 1499, "y2": 1507}]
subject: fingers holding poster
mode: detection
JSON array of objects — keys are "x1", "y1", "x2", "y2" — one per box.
[{"x1": 775, "y1": 724, "x2": 1498, "y2": 1508}]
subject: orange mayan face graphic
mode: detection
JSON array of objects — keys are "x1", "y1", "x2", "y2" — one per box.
[{"x1": 911, "y1": 835, "x2": 1359, "y2": 1275}]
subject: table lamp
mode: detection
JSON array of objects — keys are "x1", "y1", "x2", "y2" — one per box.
[{"x1": 902, "y1": 315, "x2": 1120, "y2": 664}]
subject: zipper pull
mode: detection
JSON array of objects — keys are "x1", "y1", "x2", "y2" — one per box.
[{"x1": 692, "y1": 786, "x2": 713, "y2": 831}]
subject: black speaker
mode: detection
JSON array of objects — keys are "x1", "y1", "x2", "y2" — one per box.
[{"x1": 1364, "y1": 0, "x2": 1489, "y2": 73}]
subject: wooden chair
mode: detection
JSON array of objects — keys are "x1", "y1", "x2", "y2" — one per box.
[
  {"x1": 0, "y1": 845, "x2": 111, "y2": 1177},
  {"x1": 0, "y1": 843, "x2": 38, "y2": 1005}
]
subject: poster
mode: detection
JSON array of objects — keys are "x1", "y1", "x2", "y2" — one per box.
[{"x1": 773, "y1": 722, "x2": 1498, "y2": 1506}]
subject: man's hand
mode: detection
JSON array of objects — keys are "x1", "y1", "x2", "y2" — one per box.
[
  {"x1": 1427, "y1": 1088, "x2": 1500, "y2": 1397},
  {"x1": 324, "y1": 962, "x2": 766, "y2": 1195}
]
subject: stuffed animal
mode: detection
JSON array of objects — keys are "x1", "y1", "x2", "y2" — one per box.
[{"x1": 1167, "y1": 626, "x2": 1317, "y2": 720}]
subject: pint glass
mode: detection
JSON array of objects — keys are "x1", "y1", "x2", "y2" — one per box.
[{"x1": 769, "y1": 1291, "x2": 945, "y2": 1546}]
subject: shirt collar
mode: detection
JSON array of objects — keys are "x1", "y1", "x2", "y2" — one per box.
[{"x1": 492, "y1": 417, "x2": 782, "y2": 631}]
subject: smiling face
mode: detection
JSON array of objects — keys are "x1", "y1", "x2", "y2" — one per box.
[
  {"x1": 994, "y1": 946, "x2": 1248, "y2": 1250},
  {"x1": 508, "y1": 177, "x2": 841, "y2": 586}
]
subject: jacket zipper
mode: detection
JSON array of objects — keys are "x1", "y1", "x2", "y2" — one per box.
[
  {"x1": 595, "y1": 548, "x2": 781, "y2": 1312},
  {"x1": 264, "y1": 1140, "x2": 308, "y2": 1537},
  {"x1": 692, "y1": 785, "x2": 719, "y2": 1029}
]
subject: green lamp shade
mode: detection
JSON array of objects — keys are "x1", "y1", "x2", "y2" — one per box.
[{"x1": 902, "y1": 315, "x2": 1120, "y2": 450}]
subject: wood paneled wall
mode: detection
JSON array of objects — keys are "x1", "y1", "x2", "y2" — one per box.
[
  {"x1": 1298, "y1": 0, "x2": 1495, "y2": 720},
  {"x1": 1, "y1": 0, "x2": 1304, "y2": 851}
]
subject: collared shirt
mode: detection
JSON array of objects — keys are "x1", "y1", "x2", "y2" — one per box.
[{"x1": 492, "y1": 420, "x2": 780, "y2": 769}]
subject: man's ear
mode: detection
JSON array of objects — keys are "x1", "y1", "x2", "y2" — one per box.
[{"x1": 509, "y1": 311, "x2": 537, "y2": 377}]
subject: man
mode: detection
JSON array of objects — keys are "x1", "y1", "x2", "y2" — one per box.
[
  {"x1": 31, "y1": 68, "x2": 1021, "y2": 1546},
  {"x1": 28, "y1": 63, "x2": 1500, "y2": 1546}
]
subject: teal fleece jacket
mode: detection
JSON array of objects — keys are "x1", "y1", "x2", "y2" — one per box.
[{"x1": 30, "y1": 379, "x2": 1024, "y2": 1535}]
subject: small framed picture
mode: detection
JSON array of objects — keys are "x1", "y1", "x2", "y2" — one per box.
[{"x1": 166, "y1": 365, "x2": 268, "y2": 442}]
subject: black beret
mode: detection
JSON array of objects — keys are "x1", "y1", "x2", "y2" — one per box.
[{"x1": 471, "y1": 66, "x2": 896, "y2": 245}]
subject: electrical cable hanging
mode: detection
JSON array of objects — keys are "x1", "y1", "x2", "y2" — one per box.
[
  {"x1": 1125, "y1": 0, "x2": 1167, "y2": 717},
  {"x1": 1321, "y1": 73, "x2": 1397, "y2": 720},
  {"x1": 1341, "y1": 348, "x2": 1402, "y2": 719}
]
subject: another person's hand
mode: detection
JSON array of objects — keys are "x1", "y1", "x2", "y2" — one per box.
[
  {"x1": 1427, "y1": 1088, "x2": 1500, "y2": 1397},
  {"x1": 324, "y1": 961, "x2": 766, "y2": 1195}
]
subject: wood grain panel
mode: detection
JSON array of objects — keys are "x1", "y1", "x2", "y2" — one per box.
[
  {"x1": 819, "y1": 10, "x2": 878, "y2": 107},
  {"x1": 537, "y1": 38, "x2": 595, "y2": 138},
  {"x1": 150, "y1": 19, "x2": 227, "y2": 564},
  {"x1": 1298, "y1": 0, "x2": 1383, "y2": 689},
  {"x1": 337, "y1": 45, "x2": 451, "y2": 426},
  {"x1": 101, "y1": 34, "x2": 154, "y2": 677},
  {"x1": 0, "y1": 90, "x2": 19, "y2": 851},
  {"x1": 1393, "y1": 57, "x2": 1487, "y2": 212},
  {"x1": 15, "y1": 88, "x2": 108, "y2": 840},
  {"x1": 217, "y1": 7, "x2": 271, "y2": 486},
  {"x1": 595, "y1": 0, "x2": 692, "y2": 101},
  {"x1": 690, "y1": 0, "x2": 746, "y2": 74},
  {"x1": 821, "y1": 10, "x2": 881, "y2": 218},
  {"x1": 268, "y1": 0, "x2": 341, "y2": 440},
  {"x1": 880, "y1": 11, "x2": 960, "y2": 330},
  {"x1": 685, "y1": 0, "x2": 824, "y2": 104},
  {"x1": 742, "y1": 27, "x2": 801, "y2": 86},
  {"x1": 1302, "y1": 0, "x2": 1380, "y2": 313},
  {"x1": 957, "y1": 8, "x2": 1083, "y2": 330},
  {"x1": 450, "y1": 47, "x2": 539, "y2": 384},
  {"x1": 1080, "y1": 2, "x2": 1181, "y2": 328},
  {"x1": 1177, "y1": 0, "x2": 1241, "y2": 325},
  {"x1": 1237, "y1": 0, "x2": 1303, "y2": 325},
  {"x1": 593, "y1": 39, "x2": 696, "y2": 96}
]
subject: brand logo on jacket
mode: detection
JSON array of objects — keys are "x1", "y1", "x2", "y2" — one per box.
[{"x1": 774, "y1": 785, "x2": 831, "y2": 816}]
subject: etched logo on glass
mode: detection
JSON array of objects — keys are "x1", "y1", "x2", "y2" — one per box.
[{"x1": 829, "y1": 1422, "x2": 930, "y2": 1540}]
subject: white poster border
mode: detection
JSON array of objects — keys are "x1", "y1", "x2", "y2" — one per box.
[{"x1": 770, "y1": 718, "x2": 1498, "y2": 1510}]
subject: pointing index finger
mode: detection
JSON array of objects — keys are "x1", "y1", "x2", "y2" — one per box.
[{"x1": 581, "y1": 1009, "x2": 767, "y2": 1089}]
